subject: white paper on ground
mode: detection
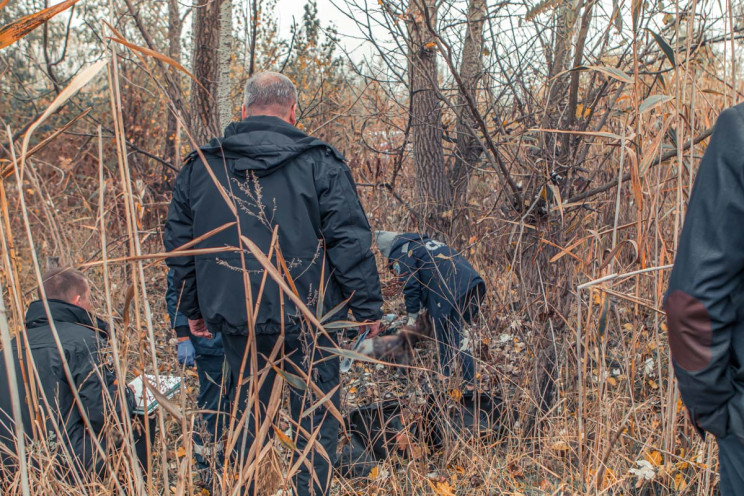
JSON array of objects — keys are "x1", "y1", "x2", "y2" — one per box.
[{"x1": 128, "y1": 374, "x2": 182, "y2": 415}]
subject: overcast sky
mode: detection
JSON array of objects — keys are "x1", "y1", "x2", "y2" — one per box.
[{"x1": 273, "y1": 0, "x2": 380, "y2": 59}]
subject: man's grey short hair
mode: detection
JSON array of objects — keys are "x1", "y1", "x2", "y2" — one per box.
[{"x1": 243, "y1": 72, "x2": 298, "y2": 110}]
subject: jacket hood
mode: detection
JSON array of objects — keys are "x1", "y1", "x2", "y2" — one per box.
[
  {"x1": 374, "y1": 231, "x2": 402, "y2": 259},
  {"x1": 390, "y1": 233, "x2": 427, "y2": 253},
  {"x1": 196, "y1": 116, "x2": 344, "y2": 176},
  {"x1": 25, "y1": 299, "x2": 108, "y2": 337}
]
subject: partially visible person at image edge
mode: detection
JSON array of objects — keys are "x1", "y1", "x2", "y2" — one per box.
[
  {"x1": 665, "y1": 102, "x2": 744, "y2": 494},
  {"x1": 164, "y1": 71, "x2": 383, "y2": 495}
]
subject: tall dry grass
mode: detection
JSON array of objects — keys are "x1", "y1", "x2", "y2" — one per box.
[{"x1": 0, "y1": 0, "x2": 742, "y2": 494}]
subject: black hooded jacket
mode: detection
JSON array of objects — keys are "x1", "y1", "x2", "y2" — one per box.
[
  {"x1": 164, "y1": 116, "x2": 383, "y2": 335},
  {"x1": 665, "y1": 102, "x2": 744, "y2": 441},
  {"x1": 0, "y1": 300, "x2": 134, "y2": 474}
]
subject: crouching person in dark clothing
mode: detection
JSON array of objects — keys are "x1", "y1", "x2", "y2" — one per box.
[
  {"x1": 165, "y1": 72, "x2": 383, "y2": 495},
  {"x1": 166, "y1": 269, "x2": 229, "y2": 487},
  {"x1": 665, "y1": 103, "x2": 744, "y2": 494},
  {"x1": 0, "y1": 267, "x2": 142, "y2": 485},
  {"x1": 375, "y1": 231, "x2": 486, "y2": 384}
]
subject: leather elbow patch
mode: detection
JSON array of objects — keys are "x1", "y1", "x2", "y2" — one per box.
[{"x1": 664, "y1": 290, "x2": 713, "y2": 372}]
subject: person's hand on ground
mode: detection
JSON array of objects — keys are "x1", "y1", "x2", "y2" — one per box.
[
  {"x1": 188, "y1": 317, "x2": 212, "y2": 339},
  {"x1": 364, "y1": 321, "x2": 381, "y2": 338},
  {"x1": 177, "y1": 337, "x2": 196, "y2": 367}
]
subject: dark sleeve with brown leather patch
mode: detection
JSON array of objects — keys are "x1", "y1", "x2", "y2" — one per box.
[
  {"x1": 665, "y1": 290, "x2": 712, "y2": 373},
  {"x1": 665, "y1": 103, "x2": 744, "y2": 439}
]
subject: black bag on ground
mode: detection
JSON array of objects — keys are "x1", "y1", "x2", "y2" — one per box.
[{"x1": 336, "y1": 400, "x2": 405, "y2": 479}]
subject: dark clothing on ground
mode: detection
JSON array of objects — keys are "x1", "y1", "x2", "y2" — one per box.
[
  {"x1": 222, "y1": 331, "x2": 340, "y2": 496},
  {"x1": 664, "y1": 103, "x2": 744, "y2": 489},
  {"x1": 166, "y1": 269, "x2": 229, "y2": 476},
  {"x1": 386, "y1": 233, "x2": 486, "y2": 381},
  {"x1": 0, "y1": 300, "x2": 135, "y2": 478},
  {"x1": 164, "y1": 116, "x2": 383, "y2": 337}
]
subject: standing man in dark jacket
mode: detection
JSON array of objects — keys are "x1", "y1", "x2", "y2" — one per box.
[
  {"x1": 375, "y1": 231, "x2": 486, "y2": 384},
  {"x1": 0, "y1": 267, "x2": 136, "y2": 481},
  {"x1": 665, "y1": 103, "x2": 744, "y2": 494},
  {"x1": 164, "y1": 72, "x2": 383, "y2": 495}
]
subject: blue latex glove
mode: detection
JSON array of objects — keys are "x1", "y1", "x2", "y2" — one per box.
[{"x1": 177, "y1": 339, "x2": 196, "y2": 367}]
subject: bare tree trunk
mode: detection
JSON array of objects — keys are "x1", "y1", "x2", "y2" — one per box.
[
  {"x1": 561, "y1": 0, "x2": 594, "y2": 161},
  {"x1": 248, "y1": 0, "x2": 258, "y2": 76},
  {"x1": 407, "y1": 0, "x2": 450, "y2": 234},
  {"x1": 217, "y1": 0, "x2": 233, "y2": 129},
  {"x1": 165, "y1": 0, "x2": 183, "y2": 163},
  {"x1": 190, "y1": 0, "x2": 224, "y2": 145},
  {"x1": 451, "y1": 0, "x2": 487, "y2": 242},
  {"x1": 541, "y1": 2, "x2": 576, "y2": 132}
]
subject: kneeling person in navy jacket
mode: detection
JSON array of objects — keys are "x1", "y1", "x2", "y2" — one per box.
[{"x1": 375, "y1": 231, "x2": 486, "y2": 383}]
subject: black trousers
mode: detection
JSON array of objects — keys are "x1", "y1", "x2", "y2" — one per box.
[
  {"x1": 222, "y1": 331, "x2": 340, "y2": 496},
  {"x1": 718, "y1": 434, "x2": 744, "y2": 494}
]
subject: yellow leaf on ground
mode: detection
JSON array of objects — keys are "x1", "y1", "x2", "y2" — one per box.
[
  {"x1": 175, "y1": 446, "x2": 186, "y2": 458},
  {"x1": 448, "y1": 388, "x2": 463, "y2": 401},
  {"x1": 369, "y1": 465, "x2": 379, "y2": 480},
  {"x1": 674, "y1": 472, "x2": 688, "y2": 491},
  {"x1": 645, "y1": 450, "x2": 663, "y2": 466},
  {"x1": 427, "y1": 480, "x2": 456, "y2": 496}
]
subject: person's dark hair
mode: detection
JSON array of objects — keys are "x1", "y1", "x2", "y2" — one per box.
[
  {"x1": 40, "y1": 267, "x2": 88, "y2": 303},
  {"x1": 243, "y1": 72, "x2": 297, "y2": 111}
]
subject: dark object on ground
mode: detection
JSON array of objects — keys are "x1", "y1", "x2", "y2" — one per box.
[
  {"x1": 336, "y1": 400, "x2": 405, "y2": 479},
  {"x1": 336, "y1": 391, "x2": 503, "y2": 479}
]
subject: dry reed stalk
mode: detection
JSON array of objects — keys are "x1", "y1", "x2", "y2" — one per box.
[
  {"x1": 97, "y1": 125, "x2": 145, "y2": 494},
  {"x1": 0, "y1": 245, "x2": 29, "y2": 496}
]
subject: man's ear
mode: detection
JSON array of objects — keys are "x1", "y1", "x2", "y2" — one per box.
[
  {"x1": 71, "y1": 294, "x2": 82, "y2": 306},
  {"x1": 288, "y1": 103, "x2": 297, "y2": 126},
  {"x1": 241, "y1": 104, "x2": 248, "y2": 120}
]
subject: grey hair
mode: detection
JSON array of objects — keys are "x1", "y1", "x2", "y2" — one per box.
[{"x1": 243, "y1": 72, "x2": 298, "y2": 110}]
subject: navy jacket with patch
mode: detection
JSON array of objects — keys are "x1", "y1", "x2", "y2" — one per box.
[
  {"x1": 164, "y1": 116, "x2": 383, "y2": 336},
  {"x1": 665, "y1": 102, "x2": 744, "y2": 441},
  {"x1": 387, "y1": 233, "x2": 485, "y2": 320}
]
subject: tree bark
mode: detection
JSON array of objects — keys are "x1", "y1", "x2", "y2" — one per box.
[
  {"x1": 407, "y1": 0, "x2": 450, "y2": 234},
  {"x1": 451, "y1": 0, "x2": 487, "y2": 241},
  {"x1": 562, "y1": 0, "x2": 594, "y2": 160},
  {"x1": 217, "y1": 0, "x2": 233, "y2": 130},
  {"x1": 165, "y1": 0, "x2": 183, "y2": 163},
  {"x1": 541, "y1": 2, "x2": 576, "y2": 132},
  {"x1": 190, "y1": 0, "x2": 225, "y2": 145}
]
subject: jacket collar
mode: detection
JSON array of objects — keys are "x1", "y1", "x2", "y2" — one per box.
[{"x1": 25, "y1": 299, "x2": 108, "y2": 337}]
